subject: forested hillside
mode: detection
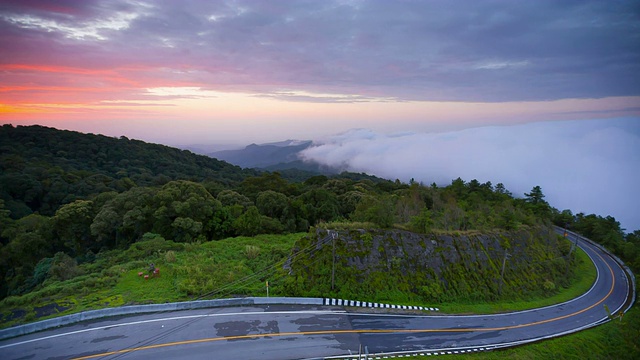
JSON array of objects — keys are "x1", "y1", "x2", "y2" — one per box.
[
  {"x1": 0, "y1": 124, "x2": 258, "y2": 218},
  {"x1": 0, "y1": 125, "x2": 637, "y2": 306}
]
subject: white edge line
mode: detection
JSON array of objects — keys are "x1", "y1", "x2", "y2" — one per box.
[{"x1": 0, "y1": 310, "x2": 346, "y2": 349}]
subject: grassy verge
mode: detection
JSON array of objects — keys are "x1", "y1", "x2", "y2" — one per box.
[
  {"x1": 0, "y1": 233, "x2": 302, "y2": 328},
  {"x1": 438, "y1": 247, "x2": 596, "y2": 314},
  {"x1": 408, "y1": 306, "x2": 639, "y2": 360}
]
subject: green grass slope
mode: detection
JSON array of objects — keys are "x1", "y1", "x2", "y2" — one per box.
[{"x1": 0, "y1": 233, "x2": 301, "y2": 327}]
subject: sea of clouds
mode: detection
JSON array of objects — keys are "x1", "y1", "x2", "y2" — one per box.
[{"x1": 300, "y1": 118, "x2": 640, "y2": 232}]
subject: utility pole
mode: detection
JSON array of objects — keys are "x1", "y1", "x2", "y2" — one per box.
[
  {"x1": 331, "y1": 231, "x2": 336, "y2": 291},
  {"x1": 499, "y1": 250, "x2": 510, "y2": 295}
]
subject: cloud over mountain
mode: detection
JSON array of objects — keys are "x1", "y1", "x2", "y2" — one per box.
[{"x1": 300, "y1": 118, "x2": 640, "y2": 231}]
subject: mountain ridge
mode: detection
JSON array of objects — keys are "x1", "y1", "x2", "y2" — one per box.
[{"x1": 209, "y1": 140, "x2": 314, "y2": 169}]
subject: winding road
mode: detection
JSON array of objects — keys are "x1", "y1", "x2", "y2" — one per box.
[{"x1": 0, "y1": 229, "x2": 634, "y2": 360}]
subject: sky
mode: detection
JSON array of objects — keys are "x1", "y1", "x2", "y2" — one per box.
[{"x1": 1, "y1": 1, "x2": 639, "y2": 229}]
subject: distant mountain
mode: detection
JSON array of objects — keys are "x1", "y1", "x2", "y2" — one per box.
[
  {"x1": 209, "y1": 140, "x2": 321, "y2": 169},
  {"x1": 175, "y1": 143, "x2": 240, "y2": 156}
]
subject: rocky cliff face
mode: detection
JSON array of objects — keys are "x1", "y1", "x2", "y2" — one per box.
[{"x1": 284, "y1": 227, "x2": 574, "y2": 303}]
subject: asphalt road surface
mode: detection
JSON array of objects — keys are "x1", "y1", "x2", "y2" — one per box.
[{"x1": 0, "y1": 232, "x2": 632, "y2": 360}]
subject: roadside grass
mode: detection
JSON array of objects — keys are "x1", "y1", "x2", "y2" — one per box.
[
  {"x1": 0, "y1": 233, "x2": 303, "y2": 328},
  {"x1": 168, "y1": 234, "x2": 296, "y2": 298},
  {"x1": 438, "y1": 247, "x2": 596, "y2": 314},
  {"x1": 112, "y1": 267, "x2": 183, "y2": 305},
  {"x1": 409, "y1": 306, "x2": 639, "y2": 360},
  {"x1": 344, "y1": 246, "x2": 596, "y2": 313}
]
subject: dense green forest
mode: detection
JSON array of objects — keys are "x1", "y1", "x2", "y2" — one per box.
[
  {"x1": 0, "y1": 124, "x2": 260, "y2": 219},
  {"x1": 0, "y1": 124, "x2": 638, "y2": 304}
]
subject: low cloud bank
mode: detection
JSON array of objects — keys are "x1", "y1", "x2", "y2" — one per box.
[{"x1": 300, "y1": 118, "x2": 640, "y2": 232}]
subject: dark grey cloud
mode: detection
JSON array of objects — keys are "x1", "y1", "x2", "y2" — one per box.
[
  {"x1": 300, "y1": 118, "x2": 640, "y2": 232},
  {"x1": 1, "y1": 0, "x2": 639, "y2": 101}
]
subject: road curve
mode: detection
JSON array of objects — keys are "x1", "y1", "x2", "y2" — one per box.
[{"x1": 0, "y1": 230, "x2": 633, "y2": 360}]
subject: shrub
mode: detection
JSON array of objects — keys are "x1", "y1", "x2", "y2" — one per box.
[
  {"x1": 30, "y1": 257, "x2": 53, "y2": 288},
  {"x1": 128, "y1": 233, "x2": 185, "y2": 256},
  {"x1": 245, "y1": 245, "x2": 260, "y2": 260},
  {"x1": 165, "y1": 250, "x2": 177, "y2": 263},
  {"x1": 49, "y1": 252, "x2": 83, "y2": 281},
  {"x1": 543, "y1": 280, "x2": 556, "y2": 291}
]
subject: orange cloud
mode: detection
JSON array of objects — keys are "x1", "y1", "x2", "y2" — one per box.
[{"x1": 0, "y1": 104, "x2": 45, "y2": 115}]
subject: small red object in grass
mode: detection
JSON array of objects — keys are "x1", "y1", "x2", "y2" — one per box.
[
  {"x1": 154, "y1": 268, "x2": 160, "y2": 276},
  {"x1": 144, "y1": 275, "x2": 149, "y2": 280},
  {"x1": 138, "y1": 272, "x2": 143, "y2": 276}
]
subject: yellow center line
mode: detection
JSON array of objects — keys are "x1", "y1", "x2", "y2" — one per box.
[{"x1": 73, "y1": 249, "x2": 619, "y2": 360}]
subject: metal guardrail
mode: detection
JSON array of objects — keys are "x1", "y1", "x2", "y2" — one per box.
[{"x1": 0, "y1": 297, "x2": 323, "y2": 341}]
